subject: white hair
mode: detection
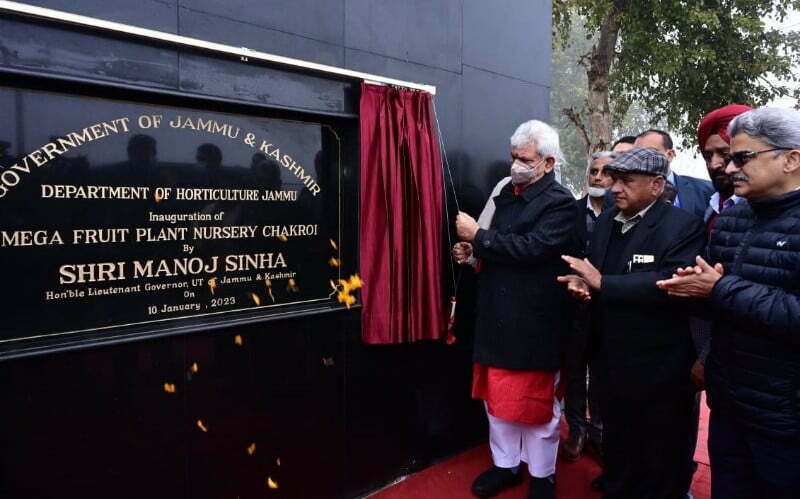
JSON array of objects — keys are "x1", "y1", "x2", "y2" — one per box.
[
  {"x1": 510, "y1": 120, "x2": 564, "y2": 164},
  {"x1": 587, "y1": 150, "x2": 616, "y2": 171},
  {"x1": 728, "y1": 107, "x2": 800, "y2": 150}
]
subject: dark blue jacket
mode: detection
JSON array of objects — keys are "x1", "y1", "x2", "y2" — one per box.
[
  {"x1": 674, "y1": 173, "x2": 714, "y2": 218},
  {"x1": 706, "y1": 189, "x2": 800, "y2": 441},
  {"x1": 472, "y1": 171, "x2": 579, "y2": 370}
]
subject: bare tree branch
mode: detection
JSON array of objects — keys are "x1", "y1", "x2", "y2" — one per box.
[
  {"x1": 578, "y1": 50, "x2": 592, "y2": 70},
  {"x1": 758, "y1": 75, "x2": 785, "y2": 95},
  {"x1": 563, "y1": 106, "x2": 592, "y2": 156}
]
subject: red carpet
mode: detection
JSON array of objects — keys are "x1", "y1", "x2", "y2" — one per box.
[{"x1": 373, "y1": 394, "x2": 711, "y2": 499}]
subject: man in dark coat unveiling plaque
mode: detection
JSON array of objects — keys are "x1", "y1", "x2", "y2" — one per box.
[{"x1": 453, "y1": 120, "x2": 578, "y2": 499}]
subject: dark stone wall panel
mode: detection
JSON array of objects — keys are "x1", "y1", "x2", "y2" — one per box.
[
  {"x1": 179, "y1": 7, "x2": 345, "y2": 67},
  {"x1": 17, "y1": 0, "x2": 179, "y2": 32},
  {"x1": 345, "y1": 0, "x2": 406, "y2": 61},
  {"x1": 0, "y1": 315, "x2": 349, "y2": 499},
  {"x1": 180, "y1": 0, "x2": 345, "y2": 46},
  {"x1": 179, "y1": 53, "x2": 356, "y2": 115},
  {"x1": 405, "y1": 0, "x2": 462, "y2": 73},
  {"x1": 0, "y1": 19, "x2": 179, "y2": 89},
  {"x1": 345, "y1": 0, "x2": 462, "y2": 73},
  {"x1": 463, "y1": 0, "x2": 551, "y2": 86}
]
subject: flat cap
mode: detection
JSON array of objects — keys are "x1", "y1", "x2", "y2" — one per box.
[{"x1": 605, "y1": 147, "x2": 669, "y2": 177}]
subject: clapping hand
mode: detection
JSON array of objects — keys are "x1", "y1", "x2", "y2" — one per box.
[
  {"x1": 561, "y1": 255, "x2": 602, "y2": 291},
  {"x1": 557, "y1": 274, "x2": 592, "y2": 302},
  {"x1": 656, "y1": 256, "x2": 724, "y2": 298}
]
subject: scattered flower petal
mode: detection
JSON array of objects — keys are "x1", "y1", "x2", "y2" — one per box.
[
  {"x1": 163, "y1": 383, "x2": 176, "y2": 393},
  {"x1": 234, "y1": 334, "x2": 243, "y2": 346},
  {"x1": 247, "y1": 443, "x2": 256, "y2": 456},
  {"x1": 329, "y1": 239, "x2": 338, "y2": 250},
  {"x1": 250, "y1": 292, "x2": 261, "y2": 306},
  {"x1": 337, "y1": 291, "x2": 356, "y2": 309},
  {"x1": 328, "y1": 257, "x2": 340, "y2": 267},
  {"x1": 197, "y1": 420, "x2": 208, "y2": 432},
  {"x1": 267, "y1": 477, "x2": 279, "y2": 489},
  {"x1": 348, "y1": 274, "x2": 363, "y2": 290}
]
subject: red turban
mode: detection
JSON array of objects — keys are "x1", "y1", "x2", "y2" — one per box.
[{"x1": 697, "y1": 104, "x2": 753, "y2": 150}]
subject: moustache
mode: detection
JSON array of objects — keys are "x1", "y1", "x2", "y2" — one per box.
[{"x1": 731, "y1": 174, "x2": 749, "y2": 182}]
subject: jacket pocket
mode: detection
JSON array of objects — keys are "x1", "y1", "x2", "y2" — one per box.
[{"x1": 629, "y1": 262, "x2": 657, "y2": 273}]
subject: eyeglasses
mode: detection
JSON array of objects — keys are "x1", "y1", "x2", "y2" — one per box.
[{"x1": 729, "y1": 148, "x2": 792, "y2": 168}]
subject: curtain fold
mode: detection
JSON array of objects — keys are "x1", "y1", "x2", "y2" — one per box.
[{"x1": 359, "y1": 82, "x2": 445, "y2": 344}]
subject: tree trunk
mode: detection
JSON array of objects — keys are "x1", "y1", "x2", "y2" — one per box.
[
  {"x1": 587, "y1": 6, "x2": 624, "y2": 153},
  {"x1": 562, "y1": 4, "x2": 625, "y2": 157}
]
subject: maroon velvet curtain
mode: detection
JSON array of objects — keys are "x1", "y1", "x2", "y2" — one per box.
[{"x1": 359, "y1": 82, "x2": 445, "y2": 344}]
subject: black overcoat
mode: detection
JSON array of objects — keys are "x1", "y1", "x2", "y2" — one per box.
[
  {"x1": 472, "y1": 171, "x2": 579, "y2": 371},
  {"x1": 589, "y1": 200, "x2": 706, "y2": 400}
]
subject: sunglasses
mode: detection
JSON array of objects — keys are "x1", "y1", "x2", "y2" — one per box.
[{"x1": 728, "y1": 148, "x2": 792, "y2": 168}]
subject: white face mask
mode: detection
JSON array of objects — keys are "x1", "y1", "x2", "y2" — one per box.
[
  {"x1": 587, "y1": 186, "x2": 607, "y2": 198},
  {"x1": 510, "y1": 159, "x2": 543, "y2": 185}
]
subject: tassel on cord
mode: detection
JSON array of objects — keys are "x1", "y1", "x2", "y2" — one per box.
[
  {"x1": 432, "y1": 97, "x2": 462, "y2": 345},
  {"x1": 446, "y1": 296, "x2": 458, "y2": 345}
]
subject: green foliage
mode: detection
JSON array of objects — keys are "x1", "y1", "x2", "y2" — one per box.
[
  {"x1": 553, "y1": 0, "x2": 800, "y2": 149},
  {"x1": 551, "y1": 16, "x2": 663, "y2": 194}
]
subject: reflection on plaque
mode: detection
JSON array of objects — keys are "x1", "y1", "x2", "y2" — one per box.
[{"x1": 0, "y1": 87, "x2": 346, "y2": 353}]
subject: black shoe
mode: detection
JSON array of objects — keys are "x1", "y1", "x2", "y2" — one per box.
[
  {"x1": 561, "y1": 432, "x2": 586, "y2": 461},
  {"x1": 585, "y1": 438, "x2": 604, "y2": 467},
  {"x1": 590, "y1": 474, "x2": 605, "y2": 492},
  {"x1": 529, "y1": 474, "x2": 555, "y2": 499},
  {"x1": 471, "y1": 465, "x2": 523, "y2": 497}
]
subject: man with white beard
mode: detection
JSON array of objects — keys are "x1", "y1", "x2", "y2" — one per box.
[{"x1": 561, "y1": 152, "x2": 615, "y2": 464}]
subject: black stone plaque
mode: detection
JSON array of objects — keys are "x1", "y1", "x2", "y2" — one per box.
[{"x1": 0, "y1": 87, "x2": 348, "y2": 355}]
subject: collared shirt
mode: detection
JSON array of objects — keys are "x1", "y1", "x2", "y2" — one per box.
[
  {"x1": 708, "y1": 191, "x2": 743, "y2": 214},
  {"x1": 667, "y1": 171, "x2": 682, "y2": 208},
  {"x1": 613, "y1": 199, "x2": 658, "y2": 234},
  {"x1": 705, "y1": 191, "x2": 746, "y2": 235},
  {"x1": 586, "y1": 195, "x2": 603, "y2": 218}
]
